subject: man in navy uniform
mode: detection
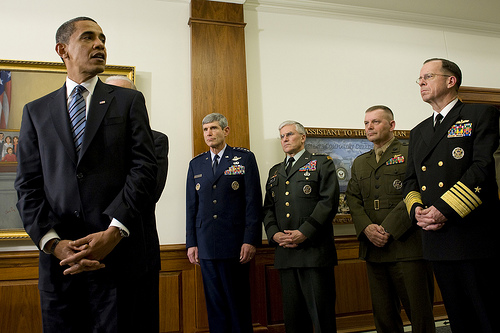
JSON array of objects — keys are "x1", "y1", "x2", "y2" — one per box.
[
  {"x1": 403, "y1": 58, "x2": 500, "y2": 333},
  {"x1": 186, "y1": 113, "x2": 262, "y2": 333},
  {"x1": 346, "y1": 105, "x2": 435, "y2": 333},
  {"x1": 263, "y1": 120, "x2": 339, "y2": 333}
]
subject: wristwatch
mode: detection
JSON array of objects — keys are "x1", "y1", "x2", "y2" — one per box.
[
  {"x1": 118, "y1": 228, "x2": 129, "y2": 238},
  {"x1": 49, "y1": 238, "x2": 61, "y2": 254}
]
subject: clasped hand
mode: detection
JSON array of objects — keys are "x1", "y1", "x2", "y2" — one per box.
[
  {"x1": 415, "y1": 206, "x2": 447, "y2": 231},
  {"x1": 56, "y1": 227, "x2": 122, "y2": 275},
  {"x1": 364, "y1": 224, "x2": 390, "y2": 248},
  {"x1": 273, "y1": 230, "x2": 306, "y2": 248}
]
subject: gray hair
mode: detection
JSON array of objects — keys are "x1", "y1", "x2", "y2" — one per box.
[
  {"x1": 278, "y1": 120, "x2": 306, "y2": 135},
  {"x1": 202, "y1": 113, "x2": 228, "y2": 129},
  {"x1": 105, "y1": 75, "x2": 137, "y2": 90}
]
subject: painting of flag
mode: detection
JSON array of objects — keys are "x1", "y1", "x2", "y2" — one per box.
[{"x1": 0, "y1": 70, "x2": 12, "y2": 129}]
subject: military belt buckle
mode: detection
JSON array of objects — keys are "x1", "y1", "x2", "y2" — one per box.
[{"x1": 374, "y1": 199, "x2": 380, "y2": 211}]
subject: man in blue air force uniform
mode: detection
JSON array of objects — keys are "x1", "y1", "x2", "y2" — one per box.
[{"x1": 186, "y1": 113, "x2": 262, "y2": 333}]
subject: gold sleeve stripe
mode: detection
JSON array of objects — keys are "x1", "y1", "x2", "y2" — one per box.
[
  {"x1": 404, "y1": 191, "x2": 422, "y2": 215},
  {"x1": 441, "y1": 181, "x2": 482, "y2": 218}
]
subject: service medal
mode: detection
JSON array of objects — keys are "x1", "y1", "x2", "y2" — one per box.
[{"x1": 452, "y1": 147, "x2": 464, "y2": 159}]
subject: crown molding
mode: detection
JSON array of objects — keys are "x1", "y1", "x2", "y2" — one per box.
[{"x1": 244, "y1": 0, "x2": 500, "y2": 37}]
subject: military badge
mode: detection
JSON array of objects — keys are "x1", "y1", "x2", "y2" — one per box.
[
  {"x1": 448, "y1": 122, "x2": 472, "y2": 138},
  {"x1": 195, "y1": 183, "x2": 201, "y2": 191},
  {"x1": 336, "y1": 167, "x2": 347, "y2": 180},
  {"x1": 452, "y1": 147, "x2": 464, "y2": 159},
  {"x1": 224, "y1": 165, "x2": 246, "y2": 175},
  {"x1": 303, "y1": 184, "x2": 312, "y2": 194},
  {"x1": 393, "y1": 179, "x2": 402, "y2": 190},
  {"x1": 299, "y1": 160, "x2": 317, "y2": 172},
  {"x1": 232, "y1": 181, "x2": 240, "y2": 190},
  {"x1": 386, "y1": 154, "x2": 405, "y2": 165}
]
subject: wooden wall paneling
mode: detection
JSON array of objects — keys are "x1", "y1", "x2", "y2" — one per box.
[
  {"x1": 190, "y1": 0, "x2": 250, "y2": 156},
  {"x1": 459, "y1": 86, "x2": 500, "y2": 105},
  {"x1": 0, "y1": 280, "x2": 42, "y2": 333}
]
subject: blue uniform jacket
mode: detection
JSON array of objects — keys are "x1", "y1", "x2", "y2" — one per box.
[{"x1": 186, "y1": 145, "x2": 262, "y2": 260}]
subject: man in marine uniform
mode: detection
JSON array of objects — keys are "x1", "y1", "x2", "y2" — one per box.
[
  {"x1": 403, "y1": 58, "x2": 500, "y2": 333},
  {"x1": 263, "y1": 120, "x2": 339, "y2": 333},
  {"x1": 346, "y1": 105, "x2": 435, "y2": 333},
  {"x1": 186, "y1": 113, "x2": 262, "y2": 333}
]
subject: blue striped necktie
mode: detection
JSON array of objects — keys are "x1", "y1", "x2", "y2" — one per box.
[{"x1": 68, "y1": 85, "x2": 87, "y2": 153}]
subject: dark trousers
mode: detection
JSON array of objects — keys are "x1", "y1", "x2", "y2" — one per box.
[
  {"x1": 40, "y1": 269, "x2": 159, "y2": 333},
  {"x1": 200, "y1": 259, "x2": 253, "y2": 333},
  {"x1": 279, "y1": 267, "x2": 337, "y2": 333},
  {"x1": 366, "y1": 260, "x2": 435, "y2": 333},
  {"x1": 432, "y1": 259, "x2": 499, "y2": 333}
]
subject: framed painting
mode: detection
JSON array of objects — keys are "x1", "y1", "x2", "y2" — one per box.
[
  {"x1": 0, "y1": 59, "x2": 135, "y2": 240},
  {"x1": 304, "y1": 127, "x2": 410, "y2": 224}
]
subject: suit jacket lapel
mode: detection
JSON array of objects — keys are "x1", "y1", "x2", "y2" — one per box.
[
  {"x1": 287, "y1": 151, "x2": 312, "y2": 179},
  {"x1": 417, "y1": 102, "x2": 463, "y2": 164},
  {"x1": 49, "y1": 84, "x2": 78, "y2": 164},
  {"x1": 79, "y1": 80, "x2": 112, "y2": 160}
]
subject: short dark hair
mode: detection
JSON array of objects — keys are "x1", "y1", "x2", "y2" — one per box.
[
  {"x1": 424, "y1": 58, "x2": 462, "y2": 90},
  {"x1": 365, "y1": 105, "x2": 394, "y2": 121},
  {"x1": 56, "y1": 17, "x2": 97, "y2": 44}
]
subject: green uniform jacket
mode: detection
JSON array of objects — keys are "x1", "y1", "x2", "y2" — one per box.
[
  {"x1": 346, "y1": 138, "x2": 423, "y2": 262},
  {"x1": 263, "y1": 150, "x2": 339, "y2": 269}
]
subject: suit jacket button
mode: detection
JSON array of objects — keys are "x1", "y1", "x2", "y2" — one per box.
[
  {"x1": 74, "y1": 211, "x2": 80, "y2": 217},
  {"x1": 77, "y1": 173, "x2": 84, "y2": 179}
]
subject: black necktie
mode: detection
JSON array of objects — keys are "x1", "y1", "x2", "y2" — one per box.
[
  {"x1": 434, "y1": 113, "x2": 443, "y2": 132},
  {"x1": 212, "y1": 155, "x2": 219, "y2": 175},
  {"x1": 285, "y1": 157, "x2": 295, "y2": 175}
]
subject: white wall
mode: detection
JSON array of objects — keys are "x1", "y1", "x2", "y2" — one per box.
[{"x1": 2, "y1": 0, "x2": 500, "y2": 250}]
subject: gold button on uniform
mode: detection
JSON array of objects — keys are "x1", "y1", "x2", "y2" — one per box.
[
  {"x1": 286, "y1": 181, "x2": 290, "y2": 185},
  {"x1": 285, "y1": 191, "x2": 289, "y2": 196},
  {"x1": 285, "y1": 202, "x2": 290, "y2": 206},
  {"x1": 438, "y1": 161, "x2": 444, "y2": 166},
  {"x1": 421, "y1": 186, "x2": 426, "y2": 191},
  {"x1": 286, "y1": 213, "x2": 290, "y2": 218},
  {"x1": 421, "y1": 166, "x2": 427, "y2": 171},
  {"x1": 438, "y1": 182, "x2": 444, "y2": 187}
]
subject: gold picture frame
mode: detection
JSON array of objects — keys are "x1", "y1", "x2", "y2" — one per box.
[
  {"x1": 304, "y1": 127, "x2": 410, "y2": 224},
  {"x1": 0, "y1": 59, "x2": 135, "y2": 240}
]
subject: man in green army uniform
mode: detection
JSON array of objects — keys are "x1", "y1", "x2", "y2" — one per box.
[
  {"x1": 263, "y1": 120, "x2": 339, "y2": 333},
  {"x1": 346, "y1": 106, "x2": 435, "y2": 333}
]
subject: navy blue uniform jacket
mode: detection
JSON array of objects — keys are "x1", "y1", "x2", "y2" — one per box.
[
  {"x1": 186, "y1": 145, "x2": 262, "y2": 259},
  {"x1": 403, "y1": 101, "x2": 500, "y2": 261}
]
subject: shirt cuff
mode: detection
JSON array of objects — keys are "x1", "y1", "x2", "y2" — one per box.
[
  {"x1": 40, "y1": 229, "x2": 60, "y2": 254},
  {"x1": 109, "y1": 218, "x2": 130, "y2": 236}
]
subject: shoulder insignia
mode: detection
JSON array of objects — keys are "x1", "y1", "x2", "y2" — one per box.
[
  {"x1": 233, "y1": 147, "x2": 251, "y2": 153},
  {"x1": 193, "y1": 151, "x2": 209, "y2": 160}
]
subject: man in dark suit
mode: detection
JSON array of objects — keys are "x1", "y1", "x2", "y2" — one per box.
[
  {"x1": 14, "y1": 17, "x2": 160, "y2": 333},
  {"x1": 186, "y1": 113, "x2": 262, "y2": 333},
  {"x1": 104, "y1": 75, "x2": 169, "y2": 202},
  {"x1": 263, "y1": 120, "x2": 339, "y2": 333},
  {"x1": 403, "y1": 58, "x2": 500, "y2": 333},
  {"x1": 346, "y1": 105, "x2": 435, "y2": 333}
]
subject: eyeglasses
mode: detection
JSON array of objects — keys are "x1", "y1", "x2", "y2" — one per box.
[{"x1": 416, "y1": 73, "x2": 450, "y2": 84}]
